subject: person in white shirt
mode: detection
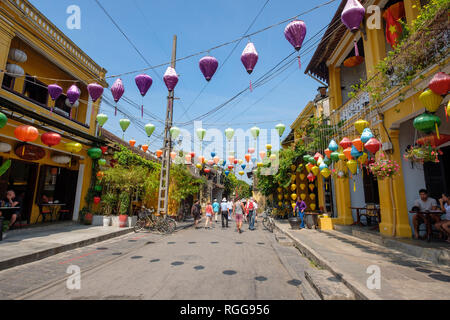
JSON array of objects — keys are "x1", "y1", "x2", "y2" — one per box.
[
  {"x1": 220, "y1": 198, "x2": 229, "y2": 228},
  {"x1": 435, "y1": 193, "x2": 450, "y2": 243},
  {"x1": 412, "y1": 189, "x2": 439, "y2": 239}
]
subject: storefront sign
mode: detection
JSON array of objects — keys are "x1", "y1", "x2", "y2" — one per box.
[{"x1": 15, "y1": 144, "x2": 46, "y2": 160}]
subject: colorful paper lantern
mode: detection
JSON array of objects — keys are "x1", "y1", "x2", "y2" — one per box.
[
  {"x1": 259, "y1": 151, "x2": 266, "y2": 160},
  {"x1": 111, "y1": 78, "x2": 124, "y2": 116},
  {"x1": 248, "y1": 148, "x2": 255, "y2": 154},
  {"x1": 156, "y1": 150, "x2": 163, "y2": 157},
  {"x1": 428, "y1": 72, "x2": 450, "y2": 96},
  {"x1": 311, "y1": 166, "x2": 319, "y2": 176},
  {"x1": 163, "y1": 67, "x2": 178, "y2": 91},
  {"x1": 100, "y1": 146, "x2": 108, "y2": 154},
  {"x1": 275, "y1": 123, "x2": 286, "y2": 137},
  {"x1": 199, "y1": 56, "x2": 219, "y2": 81},
  {"x1": 324, "y1": 148, "x2": 331, "y2": 158},
  {"x1": 225, "y1": 170, "x2": 230, "y2": 177},
  {"x1": 358, "y1": 152, "x2": 368, "y2": 164},
  {"x1": 87, "y1": 83, "x2": 104, "y2": 103},
  {"x1": 321, "y1": 167, "x2": 331, "y2": 178},
  {"x1": 266, "y1": 144, "x2": 272, "y2": 150},
  {"x1": 214, "y1": 156, "x2": 220, "y2": 164},
  {"x1": 323, "y1": 156, "x2": 332, "y2": 166},
  {"x1": 87, "y1": 147, "x2": 102, "y2": 160},
  {"x1": 142, "y1": 145, "x2": 148, "y2": 152},
  {"x1": 225, "y1": 128, "x2": 235, "y2": 141},
  {"x1": 351, "y1": 145, "x2": 363, "y2": 159},
  {"x1": 319, "y1": 162, "x2": 328, "y2": 170},
  {"x1": 204, "y1": 168, "x2": 211, "y2": 174},
  {"x1": 300, "y1": 193, "x2": 306, "y2": 200},
  {"x1": 300, "y1": 183, "x2": 306, "y2": 190},
  {"x1": 196, "y1": 128, "x2": 206, "y2": 141},
  {"x1": 96, "y1": 114, "x2": 108, "y2": 127},
  {"x1": 170, "y1": 151, "x2": 177, "y2": 160},
  {"x1": 98, "y1": 158, "x2": 106, "y2": 166},
  {"x1": 419, "y1": 89, "x2": 443, "y2": 113},
  {"x1": 119, "y1": 119, "x2": 131, "y2": 132},
  {"x1": 309, "y1": 193, "x2": 316, "y2": 200},
  {"x1": 196, "y1": 163, "x2": 202, "y2": 169},
  {"x1": 330, "y1": 151, "x2": 340, "y2": 162},
  {"x1": 360, "y1": 128, "x2": 374, "y2": 144},
  {"x1": 0, "y1": 112, "x2": 7, "y2": 129},
  {"x1": 307, "y1": 172, "x2": 316, "y2": 182},
  {"x1": 245, "y1": 154, "x2": 251, "y2": 163},
  {"x1": 344, "y1": 147, "x2": 353, "y2": 160},
  {"x1": 291, "y1": 184, "x2": 297, "y2": 191},
  {"x1": 291, "y1": 164, "x2": 297, "y2": 171},
  {"x1": 341, "y1": 0, "x2": 365, "y2": 32},
  {"x1": 299, "y1": 174, "x2": 306, "y2": 180},
  {"x1": 48, "y1": 84, "x2": 63, "y2": 101},
  {"x1": 354, "y1": 119, "x2": 369, "y2": 134},
  {"x1": 347, "y1": 159, "x2": 358, "y2": 175},
  {"x1": 170, "y1": 126, "x2": 181, "y2": 140},
  {"x1": 291, "y1": 193, "x2": 297, "y2": 201},
  {"x1": 14, "y1": 125, "x2": 39, "y2": 142},
  {"x1": 291, "y1": 174, "x2": 296, "y2": 182},
  {"x1": 338, "y1": 152, "x2": 346, "y2": 161},
  {"x1": 185, "y1": 154, "x2": 192, "y2": 164},
  {"x1": 352, "y1": 138, "x2": 364, "y2": 152},
  {"x1": 198, "y1": 156, "x2": 205, "y2": 164},
  {"x1": 257, "y1": 162, "x2": 263, "y2": 168},
  {"x1": 250, "y1": 126, "x2": 260, "y2": 139},
  {"x1": 129, "y1": 139, "x2": 136, "y2": 147},
  {"x1": 310, "y1": 203, "x2": 316, "y2": 211},
  {"x1": 309, "y1": 184, "x2": 315, "y2": 192},
  {"x1": 64, "y1": 142, "x2": 82, "y2": 153},
  {"x1": 41, "y1": 132, "x2": 61, "y2": 147},
  {"x1": 413, "y1": 113, "x2": 441, "y2": 134},
  {"x1": 238, "y1": 171, "x2": 244, "y2": 176},
  {"x1": 314, "y1": 152, "x2": 323, "y2": 161},
  {"x1": 364, "y1": 138, "x2": 381, "y2": 154},
  {"x1": 241, "y1": 42, "x2": 258, "y2": 74}
]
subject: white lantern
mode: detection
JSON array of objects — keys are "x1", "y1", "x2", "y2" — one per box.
[
  {"x1": 0, "y1": 142, "x2": 12, "y2": 153},
  {"x1": 65, "y1": 98, "x2": 79, "y2": 108},
  {"x1": 51, "y1": 154, "x2": 71, "y2": 164},
  {"x1": 6, "y1": 64, "x2": 24, "y2": 78},
  {"x1": 8, "y1": 48, "x2": 27, "y2": 63}
]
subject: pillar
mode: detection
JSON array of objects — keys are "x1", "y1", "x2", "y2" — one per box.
[
  {"x1": 363, "y1": 16, "x2": 387, "y2": 78},
  {"x1": 332, "y1": 160, "x2": 353, "y2": 225},
  {"x1": 404, "y1": 0, "x2": 420, "y2": 27}
]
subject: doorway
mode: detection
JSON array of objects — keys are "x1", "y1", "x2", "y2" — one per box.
[{"x1": 424, "y1": 146, "x2": 450, "y2": 201}]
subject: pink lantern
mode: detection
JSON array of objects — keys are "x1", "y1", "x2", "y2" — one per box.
[
  {"x1": 170, "y1": 151, "x2": 177, "y2": 160},
  {"x1": 185, "y1": 154, "x2": 192, "y2": 164},
  {"x1": 87, "y1": 83, "x2": 104, "y2": 103},
  {"x1": 259, "y1": 151, "x2": 266, "y2": 160},
  {"x1": 284, "y1": 20, "x2": 307, "y2": 69},
  {"x1": 228, "y1": 155, "x2": 235, "y2": 163},
  {"x1": 135, "y1": 74, "x2": 153, "y2": 118},
  {"x1": 208, "y1": 159, "x2": 214, "y2": 166},
  {"x1": 313, "y1": 152, "x2": 323, "y2": 162},
  {"x1": 163, "y1": 67, "x2": 178, "y2": 92},
  {"x1": 199, "y1": 56, "x2": 219, "y2": 81},
  {"x1": 213, "y1": 156, "x2": 220, "y2": 164},
  {"x1": 248, "y1": 147, "x2": 255, "y2": 154},
  {"x1": 241, "y1": 42, "x2": 258, "y2": 91},
  {"x1": 341, "y1": 0, "x2": 365, "y2": 57},
  {"x1": 111, "y1": 78, "x2": 125, "y2": 116}
]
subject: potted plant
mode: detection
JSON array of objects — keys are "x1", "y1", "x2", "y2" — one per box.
[
  {"x1": 369, "y1": 159, "x2": 400, "y2": 180},
  {"x1": 118, "y1": 193, "x2": 129, "y2": 228},
  {"x1": 101, "y1": 192, "x2": 117, "y2": 227},
  {"x1": 80, "y1": 207, "x2": 92, "y2": 225},
  {"x1": 288, "y1": 204, "x2": 301, "y2": 229},
  {"x1": 403, "y1": 145, "x2": 442, "y2": 164}
]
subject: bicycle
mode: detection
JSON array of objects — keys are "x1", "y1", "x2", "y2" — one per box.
[
  {"x1": 262, "y1": 207, "x2": 275, "y2": 233},
  {"x1": 134, "y1": 207, "x2": 157, "y2": 233}
]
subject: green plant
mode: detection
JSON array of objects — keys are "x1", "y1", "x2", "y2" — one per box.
[
  {"x1": 170, "y1": 165, "x2": 205, "y2": 202},
  {"x1": 119, "y1": 193, "x2": 130, "y2": 216},
  {"x1": 101, "y1": 192, "x2": 117, "y2": 216},
  {"x1": 403, "y1": 145, "x2": 442, "y2": 163}
]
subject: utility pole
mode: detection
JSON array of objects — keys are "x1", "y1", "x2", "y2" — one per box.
[{"x1": 157, "y1": 35, "x2": 177, "y2": 216}]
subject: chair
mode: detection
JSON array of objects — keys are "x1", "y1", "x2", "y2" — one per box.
[
  {"x1": 58, "y1": 209, "x2": 71, "y2": 221},
  {"x1": 361, "y1": 203, "x2": 380, "y2": 227},
  {"x1": 36, "y1": 205, "x2": 51, "y2": 223}
]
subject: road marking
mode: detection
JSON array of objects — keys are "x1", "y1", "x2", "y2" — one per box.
[
  {"x1": 58, "y1": 250, "x2": 100, "y2": 265},
  {"x1": 130, "y1": 234, "x2": 148, "y2": 240}
]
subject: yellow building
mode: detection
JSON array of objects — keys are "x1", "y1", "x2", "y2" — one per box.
[
  {"x1": 303, "y1": 0, "x2": 449, "y2": 238},
  {"x1": 0, "y1": 0, "x2": 107, "y2": 225}
]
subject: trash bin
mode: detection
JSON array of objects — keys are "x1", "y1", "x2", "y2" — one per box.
[{"x1": 0, "y1": 216, "x2": 4, "y2": 241}]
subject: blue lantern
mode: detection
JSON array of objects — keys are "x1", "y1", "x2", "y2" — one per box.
[
  {"x1": 328, "y1": 139, "x2": 338, "y2": 152},
  {"x1": 225, "y1": 170, "x2": 230, "y2": 176},
  {"x1": 360, "y1": 128, "x2": 374, "y2": 144},
  {"x1": 351, "y1": 145, "x2": 363, "y2": 159}
]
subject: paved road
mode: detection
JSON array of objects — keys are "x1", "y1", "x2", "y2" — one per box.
[{"x1": 0, "y1": 220, "x2": 317, "y2": 300}]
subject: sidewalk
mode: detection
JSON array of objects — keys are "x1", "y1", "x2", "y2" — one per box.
[
  {"x1": 0, "y1": 219, "x2": 194, "y2": 272},
  {"x1": 275, "y1": 220, "x2": 450, "y2": 300}
]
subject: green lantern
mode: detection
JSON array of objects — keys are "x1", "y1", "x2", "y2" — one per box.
[
  {"x1": 170, "y1": 126, "x2": 181, "y2": 140},
  {"x1": 250, "y1": 126, "x2": 260, "y2": 139},
  {"x1": 275, "y1": 123, "x2": 286, "y2": 137},
  {"x1": 98, "y1": 158, "x2": 106, "y2": 166},
  {"x1": 413, "y1": 113, "x2": 441, "y2": 134},
  {"x1": 323, "y1": 156, "x2": 332, "y2": 166},
  {"x1": 307, "y1": 156, "x2": 316, "y2": 165},
  {"x1": 119, "y1": 119, "x2": 131, "y2": 132},
  {"x1": 94, "y1": 185, "x2": 102, "y2": 192},
  {"x1": 96, "y1": 113, "x2": 108, "y2": 127},
  {"x1": 0, "y1": 112, "x2": 7, "y2": 129},
  {"x1": 330, "y1": 151, "x2": 340, "y2": 162},
  {"x1": 303, "y1": 155, "x2": 310, "y2": 162},
  {"x1": 225, "y1": 128, "x2": 235, "y2": 141},
  {"x1": 87, "y1": 147, "x2": 102, "y2": 160},
  {"x1": 145, "y1": 123, "x2": 155, "y2": 138},
  {"x1": 196, "y1": 128, "x2": 206, "y2": 141}
]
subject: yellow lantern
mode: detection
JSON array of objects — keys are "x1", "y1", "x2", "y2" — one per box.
[
  {"x1": 277, "y1": 187, "x2": 282, "y2": 193},
  {"x1": 347, "y1": 159, "x2": 358, "y2": 175},
  {"x1": 291, "y1": 203, "x2": 296, "y2": 211},
  {"x1": 291, "y1": 184, "x2": 297, "y2": 191},
  {"x1": 358, "y1": 152, "x2": 368, "y2": 164},
  {"x1": 291, "y1": 164, "x2": 296, "y2": 171},
  {"x1": 266, "y1": 144, "x2": 272, "y2": 150},
  {"x1": 419, "y1": 89, "x2": 443, "y2": 113},
  {"x1": 196, "y1": 163, "x2": 202, "y2": 169},
  {"x1": 278, "y1": 194, "x2": 283, "y2": 200},
  {"x1": 354, "y1": 119, "x2": 369, "y2": 134},
  {"x1": 284, "y1": 194, "x2": 289, "y2": 200},
  {"x1": 310, "y1": 203, "x2": 316, "y2": 211},
  {"x1": 238, "y1": 159, "x2": 243, "y2": 165},
  {"x1": 300, "y1": 183, "x2": 306, "y2": 190},
  {"x1": 270, "y1": 154, "x2": 277, "y2": 161},
  {"x1": 291, "y1": 174, "x2": 296, "y2": 182},
  {"x1": 291, "y1": 193, "x2": 297, "y2": 201},
  {"x1": 309, "y1": 184, "x2": 315, "y2": 191},
  {"x1": 299, "y1": 173, "x2": 306, "y2": 180},
  {"x1": 238, "y1": 171, "x2": 244, "y2": 176},
  {"x1": 338, "y1": 152, "x2": 346, "y2": 161},
  {"x1": 278, "y1": 201, "x2": 283, "y2": 207},
  {"x1": 311, "y1": 166, "x2": 319, "y2": 176},
  {"x1": 306, "y1": 163, "x2": 314, "y2": 173},
  {"x1": 257, "y1": 162, "x2": 263, "y2": 168},
  {"x1": 310, "y1": 193, "x2": 316, "y2": 200},
  {"x1": 447, "y1": 100, "x2": 450, "y2": 117},
  {"x1": 300, "y1": 193, "x2": 306, "y2": 200},
  {"x1": 64, "y1": 142, "x2": 82, "y2": 153},
  {"x1": 321, "y1": 167, "x2": 331, "y2": 178}
]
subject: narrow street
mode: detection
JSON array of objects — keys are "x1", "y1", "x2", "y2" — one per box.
[{"x1": 0, "y1": 221, "x2": 316, "y2": 300}]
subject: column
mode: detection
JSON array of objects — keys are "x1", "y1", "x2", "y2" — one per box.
[
  {"x1": 0, "y1": 20, "x2": 14, "y2": 85},
  {"x1": 363, "y1": 17, "x2": 387, "y2": 78},
  {"x1": 404, "y1": 0, "x2": 420, "y2": 27},
  {"x1": 332, "y1": 160, "x2": 353, "y2": 225}
]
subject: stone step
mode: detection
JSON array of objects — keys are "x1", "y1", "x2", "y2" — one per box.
[
  {"x1": 275, "y1": 233, "x2": 294, "y2": 246},
  {"x1": 305, "y1": 268, "x2": 356, "y2": 300}
]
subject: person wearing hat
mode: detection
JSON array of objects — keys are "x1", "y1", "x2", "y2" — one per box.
[
  {"x1": 220, "y1": 197, "x2": 229, "y2": 228},
  {"x1": 212, "y1": 198, "x2": 220, "y2": 224}
]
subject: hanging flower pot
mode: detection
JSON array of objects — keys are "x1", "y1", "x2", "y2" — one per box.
[
  {"x1": 419, "y1": 89, "x2": 443, "y2": 113},
  {"x1": 428, "y1": 72, "x2": 450, "y2": 96},
  {"x1": 369, "y1": 159, "x2": 400, "y2": 180}
]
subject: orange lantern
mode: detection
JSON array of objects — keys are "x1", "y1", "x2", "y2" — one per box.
[
  {"x1": 129, "y1": 139, "x2": 136, "y2": 147},
  {"x1": 352, "y1": 138, "x2": 363, "y2": 152},
  {"x1": 14, "y1": 125, "x2": 39, "y2": 142},
  {"x1": 156, "y1": 149, "x2": 163, "y2": 157},
  {"x1": 198, "y1": 155, "x2": 205, "y2": 163},
  {"x1": 343, "y1": 56, "x2": 364, "y2": 67},
  {"x1": 170, "y1": 151, "x2": 177, "y2": 160},
  {"x1": 142, "y1": 145, "x2": 149, "y2": 152},
  {"x1": 324, "y1": 148, "x2": 331, "y2": 158},
  {"x1": 96, "y1": 171, "x2": 104, "y2": 180},
  {"x1": 344, "y1": 147, "x2": 353, "y2": 161},
  {"x1": 185, "y1": 154, "x2": 192, "y2": 164}
]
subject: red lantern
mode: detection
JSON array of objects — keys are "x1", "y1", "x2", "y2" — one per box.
[
  {"x1": 96, "y1": 171, "x2": 104, "y2": 179},
  {"x1": 352, "y1": 138, "x2": 363, "y2": 152},
  {"x1": 14, "y1": 125, "x2": 39, "y2": 142},
  {"x1": 156, "y1": 149, "x2": 163, "y2": 157},
  {"x1": 233, "y1": 159, "x2": 238, "y2": 164},
  {"x1": 314, "y1": 152, "x2": 323, "y2": 161},
  {"x1": 307, "y1": 172, "x2": 316, "y2": 182},
  {"x1": 129, "y1": 139, "x2": 136, "y2": 147},
  {"x1": 100, "y1": 146, "x2": 108, "y2": 154},
  {"x1": 93, "y1": 196, "x2": 101, "y2": 205},
  {"x1": 41, "y1": 132, "x2": 61, "y2": 147},
  {"x1": 204, "y1": 168, "x2": 211, "y2": 173},
  {"x1": 429, "y1": 72, "x2": 450, "y2": 96},
  {"x1": 339, "y1": 137, "x2": 352, "y2": 149},
  {"x1": 190, "y1": 152, "x2": 195, "y2": 159},
  {"x1": 228, "y1": 165, "x2": 234, "y2": 170},
  {"x1": 364, "y1": 138, "x2": 381, "y2": 154},
  {"x1": 416, "y1": 133, "x2": 450, "y2": 148}
]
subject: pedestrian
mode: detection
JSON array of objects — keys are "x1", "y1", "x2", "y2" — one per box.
[
  {"x1": 246, "y1": 197, "x2": 256, "y2": 230},
  {"x1": 233, "y1": 197, "x2": 245, "y2": 233},
  {"x1": 205, "y1": 201, "x2": 213, "y2": 229},
  {"x1": 254, "y1": 199, "x2": 259, "y2": 225},
  {"x1": 220, "y1": 197, "x2": 229, "y2": 228},
  {"x1": 242, "y1": 198, "x2": 248, "y2": 223},
  {"x1": 212, "y1": 198, "x2": 220, "y2": 224},
  {"x1": 227, "y1": 198, "x2": 233, "y2": 221},
  {"x1": 191, "y1": 200, "x2": 202, "y2": 229},
  {"x1": 295, "y1": 199, "x2": 307, "y2": 228}
]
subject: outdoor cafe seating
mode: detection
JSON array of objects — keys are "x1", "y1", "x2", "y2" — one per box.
[{"x1": 350, "y1": 203, "x2": 381, "y2": 230}]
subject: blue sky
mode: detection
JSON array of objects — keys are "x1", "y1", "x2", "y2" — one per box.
[{"x1": 30, "y1": 0, "x2": 339, "y2": 174}]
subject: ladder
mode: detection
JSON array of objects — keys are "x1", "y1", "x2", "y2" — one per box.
[{"x1": 157, "y1": 35, "x2": 177, "y2": 216}]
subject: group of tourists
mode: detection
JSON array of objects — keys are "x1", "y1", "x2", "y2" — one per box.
[{"x1": 190, "y1": 196, "x2": 258, "y2": 233}]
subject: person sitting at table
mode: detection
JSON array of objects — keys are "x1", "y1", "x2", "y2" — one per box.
[
  {"x1": 0, "y1": 190, "x2": 22, "y2": 230},
  {"x1": 435, "y1": 193, "x2": 450, "y2": 243},
  {"x1": 412, "y1": 189, "x2": 439, "y2": 239}
]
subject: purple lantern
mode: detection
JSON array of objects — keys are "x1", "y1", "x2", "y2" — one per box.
[
  {"x1": 163, "y1": 67, "x2": 178, "y2": 92},
  {"x1": 134, "y1": 74, "x2": 153, "y2": 118},
  {"x1": 284, "y1": 20, "x2": 307, "y2": 69},
  {"x1": 341, "y1": 0, "x2": 365, "y2": 33},
  {"x1": 67, "y1": 84, "x2": 80, "y2": 105},
  {"x1": 240, "y1": 42, "x2": 258, "y2": 74},
  {"x1": 87, "y1": 83, "x2": 104, "y2": 103},
  {"x1": 199, "y1": 56, "x2": 219, "y2": 81},
  {"x1": 111, "y1": 78, "x2": 124, "y2": 116},
  {"x1": 47, "y1": 83, "x2": 62, "y2": 115}
]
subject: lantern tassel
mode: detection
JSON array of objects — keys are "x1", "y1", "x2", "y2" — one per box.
[
  {"x1": 353, "y1": 179, "x2": 356, "y2": 192},
  {"x1": 141, "y1": 104, "x2": 143, "y2": 119},
  {"x1": 354, "y1": 40, "x2": 359, "y2": 57},
  {"x1": 435, "y1": 122, "x2": 440, "y2": 139},
  {"x1": 115, "y1": 103, "x2": 117, "y2": 116},
  {"x1": 22, "y1": 144, "x2": 25, "y2": 156},
  {"x1": 446, "y1": 106, "x2": 448, "y2": 122},
  {"x1": 249, "y1": 79, "x2": 253, "y2": 92},
  {"x1": 298, "y1": 55, "x2": 301, "y2": 69}
]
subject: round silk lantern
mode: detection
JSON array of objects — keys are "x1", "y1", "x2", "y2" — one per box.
[
  {"x1": 347, "y1": 159, "x2": 358, "y2": 175},
  {"x1": 245, "y1": 154, "x2": 251, "y2": 163},
  {"x1": 259, "y1": 151, "x2": 266, "y2": 160},
  {"x1": 291, "y1": 174, "x2": 296, "y2": 182},
  {"x1": 100, "y1": 146, "x2": 107, "y2": 154},
  {"x1": 266, "y1": 144, "x2": 272, "y2": 151},
  {"x1": 291, "y1": 193, "x2": 297, "y2": 201},
  {"x1": 300, "y1": 183, "x2": 306, "y2": 190},
  {"x1": 185, "y1": 154, "x2": 192, "y2": 164},
  {"x1": 413, "y1": 113, "x2": 441, "y2": 134},
  {"x1": 310, "y1": 193, "x2": 316, "y2": 201},
  {"x1": 419, "y1": 89, "x2": 443, "y2": 113},
  {"x1": 284, "y1": 194, "x2": 289, "y2": 200},
  {"x1": 211, "y1": 152, "x2": 216, "y2": 158},
  {"x1": 190, "y1": 152, "x2": 196, "y2": 159},
  {"x1": 307, "y1": 156, "x2": 316, "y2": 165},
  {"x1": 291, "y1": 165, "x2": 297, "y2": 171},
  {"x1": 199, "y1": 56, "x2": 219, "y2": 81},
  {"x1": 248, "y1": 148, "x2": 255, "y2": 154},
  {"x1": 306, "y1": 163, "x2": 313, "y2": 173},
  {"x1": 324, "y1": 148, "x2": 332, "y2": 158},
  {"x1": 314, "y1": 152, "x2": 323, "y2": 162},
  {"x1": 238, "y1": 171, "x2": 244, "y2": 176},
  {"x1": 300, "y1": 193, "x2": 306, "y2": 201},
  {"x1": 277, "y1": 187, "x2": 282, "y2": 193},
  {"x1": 309, "y1": 184, "x2": 315, "y2": 192},
  {"x1": 284, "y1": 20, "x2": 307, "y2": 51},
  {"x1": 241, "y1": 164, "x2": 246, "y2": 170},
  {"x1": 87, "y1": 148, "x2": 102, "y2": 160},
  {"x1": 241, "y1": 42, "x2": 258, "y2": 74},
  {"x1": 364, "y1": 138, "x2": 381, "y2": 154},
  {"x1": 51, "y1": 154, "x2": 71, "y2": 164},
  {"x1": 250, "y1": 126, "x2": 260, "y2": 140},
  {"x1": 344, "y1": 147, "x2": 353, "y2": 160},
  {"x1": 310, "y1": 203, "x2": 316, "y2": 211},
  {"x1": 351, "y1": 145, "x2": 363, "y2": 159},
  {"x1": 15, "y1": 125, "x2": 39, "y2": 142},
  {"x1": 307, "y1": 172, "x2": 316, "y2": 182},
  {"x1": 319, "y1": 162, "x2": 328, "y2": 171},
  {"x1": 0, "y1": 112, "x2": 7, "y2": 129},
  {"x1": 228, "y1": 155, "x2": 235, "y2": 163},
  {"x1": 291, "y1": 184, "x2": 297, "y2": 191},
  {"x1": 129, "y1": 139, "x2": 136, "y2": 147},
  {"x1": 428, "y1": 72, "x2": 450, "y2": 96},
  {"x1": 228, "y1": 165, "x2": 234, "y2": 170},
  {"x1": 98, "y1": 158, "x2": 106, "y2": 166},
  {"x1": 119, "y1": 119, "x2": 131, "y2": 132},
  {"x1": 196, "y1": 128, "x2": 206, "y2": 141},
  {"x1": 233, "y1": 159, "x2": 238, "y2": 165},
  {"x1": 328, "y1": 140, "x2": 338, "y2": 152},
  {"x1": 257, "y1": 162, "x2": 263, "y2": 168},
  {"x1": 96, "y1": 114, "x2": 108, "y2": 127},
  {"x1": 64, "y1": 142, "x2": 82, "y2": 153},
  {"x1": 225, "y1": 128, "x2": 235, "y2": 141},
  {"x1": 225, "y1": 170, "x2": 230, "y2": 177},
  {"x1": 323, "y1": 156, "x2": 332, "y2": 166},
  {"x1": 311, "y1": 166, "x2": 320, "y2": 176},
  {"x1": 142, "y1": 145, "x2": 149, "y2": 152},
  {"x1": 196, "y1": 164, "x2": 202, "y2": 169},
  {"x1": 303, "y1": 155, "x2": 310, "y2": 162},
  {"x1": 278, "y1": 194, "x2": 283, "y2": 201},
  {"x1": 48, "y1": 84, "x2": 63, "y2": 102},
  {"x1": 352, "y1": 138, "x2": 364, "y2": 152},
  {"x1": 339, "y1": 137, "x2": 352, "y2": 149},
  {"x1": 278, "y1": 201, "x2": 283, "y2": 207},
  {"x1": 341, "y1": 0, "x2": 365, "y2": 32},
  {"x1": 354, "y1": 119, "x2": 369, "y2": 134},
  {"x1": 360, "y1": 128, "x2": 374, "y2": 144},
  {"x1": 198, "y1": 156, "x2": 205, "y2": 164},
  {"x1": 66, "y1": 84, "x2": 80, "y2": 106},
  {"x1": 275, "y1": 123, "x2": 286, "y2": 137},
  {"x1": 214, "y1": 156, "x2": 220, "y2": 164},
  {"x1": 145, "y1": 123, "x2": 155, "y2": 138},
  {"x1": 338, "y1": 152, "x2": 346, "y2": 161},
  {"x1": 170, "y1": 151, "x2": 177, "y2": 160},
  {"x1": 321, "y1": 167, "x2": 331, "y2": 178},
  {"x1": 330, "y1": 151, "x2": 340, "y2": 162},
  {"x1": 93, "y1": 197, "x2": 101, "y2": 205},
  {"x1": 156, "y1": 150, "x2": 163, "y2": 157},
  {"x1": 300, "y1": 174, "x2": 306, "y2": 180},
  {"x1": 170, "y1": 126, "x2": 181, "y2": 140},
  {"x1": 41, "y1": 132, "x2": 61, "y2": 147},
  {"x1": 163, "y1": 67, "x2": 178, "y2": 92},
  {"x1": 208, "y1": 160, "x2": 214, "y2": 166},
  {"x1": 204, "y1": 168, "x2": 211, "y2": 174},
  {"x1": 358, "y1": 152, "x2": 368, "y2": 164},
  {"x1": 87, "y1": 83, "x2": 104, "y2": 103}
]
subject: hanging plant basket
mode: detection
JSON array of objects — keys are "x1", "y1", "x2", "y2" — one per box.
[
  {"x1": 403, "y1": 145, "x2": 442, "y2": 163},
  {"x1": 369, "y1": 159, "x2": 400, "y2": 180}
]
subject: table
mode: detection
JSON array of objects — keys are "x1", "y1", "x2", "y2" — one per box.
[
  {"x1": 350, "y1": 206, "x2": 381, "y2": 230},
  {"x1": 409, "y1": 210, "x2": 443, "y2": 242},
  {"x1": 350, "y1": 207, "x2": 366, "y2": 227},
  {"x1": 37, "y1": 203, "x2": 66, "y2": 223}
]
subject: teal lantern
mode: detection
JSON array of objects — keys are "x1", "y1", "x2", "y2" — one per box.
[
  {"x1": 360, "y1": 128, "x2": 374, "y2": 144},
  {"x1": 330, "y1": 151, "x2": 340, "y2": 162},
  {"x1": 328, "y1": 139, "x2": 338, "y2": 152}
]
